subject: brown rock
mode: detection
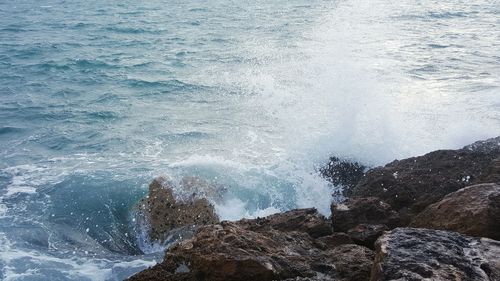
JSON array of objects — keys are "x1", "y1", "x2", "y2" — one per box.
[
  {"x1": 331, "y1": 197, "x2": 400, "y2": 232},
  {"x1": 411, "y1": 183, "x2": 500, "y2": 240},
  {"x1": 329, "y1": 244, "x2": 375, "y2": 281},
  {"x1": 314, "y1": 233, "x2": 353, "y2": 250},
  {"x1": 235, "y1": 208, "x2": 333, "y2": 238},
  {"x1": 352, "y1": 136, "x2": 500, "y2": 218},
  {"x1": 128, "y1": 214, "x2": 374, "y2": 281},
  {"x1": 371, "y1": 227, "x2": 500, "y2": 281},
  {"x1": 137, "y1": 177, "x2": 219, "y2": 241},
  {"x1": 347, "y1": 224, "x2": 388, "y2": 249}
]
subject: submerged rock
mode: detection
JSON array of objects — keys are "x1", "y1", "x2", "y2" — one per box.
[
  {"x1": 137, "y1": 177, "x2": 219, "y2": 241},
  {"x1": 331, "y1": 197, "x2": 400, "y2": 232},
  {"x1": 411, "y1": 183, "x2": 500, "y2": 240},
  {"x1": 351, "y1": 136, "x2": 500, "y2": 218},
  {"x1": 371, "y1": 227, "x2": 500, "y2": 281},
  {"x1": 128, "y1": 210, "x2": 373, "y2": 281}
]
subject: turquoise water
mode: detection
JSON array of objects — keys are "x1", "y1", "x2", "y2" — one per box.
[{"x1": 1, "y1": 0, "x2": 499, "y2": 279}]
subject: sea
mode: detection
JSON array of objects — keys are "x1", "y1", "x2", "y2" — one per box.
[{"x1": 0, "y1": 0, "x2": 499, "y2": 279}]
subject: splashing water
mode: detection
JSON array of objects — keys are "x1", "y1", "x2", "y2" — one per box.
[{"x1": 0, "y1": 0, "x2": 499, "y2": 279}]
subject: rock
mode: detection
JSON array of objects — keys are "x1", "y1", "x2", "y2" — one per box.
[
  {"x1": 128, "y1": 216, "x2": 374, "y2": 281},
  {"x1": 351, "y1": 136, "x2": 500, "y2": 218},
  {"x1": 331, "y1": 197, "x2": 400, "y2": 232},
  {"x1": 480, "y1": 158, "x2": 500, "y2": 183},
  {"x1": 320, "y1": 156, "x2": 368, "y2": 196},
  {"x1": 371, "y1": 227, "x2": 500, "y2": 281},
  {"x1": 235, "y1": 208, "x2": 333, "y2": 238},
  {"x1": 178, "y1": 176, "x2": 226, "y2": 202},
  {"x1": 329, "y1": 244, "x2": 375, "y2": 281},
  {"x1": 137, "y1": 177, "x2": 219, "y2": 241},
  {"x1": 410, "y1": 183, "x2": 500, "y2": 240},
  {"x1": 347, "y1": 224, "x2": 388, "y2": 249},
  {"x1": 314, "y1": 233, "x2": 353, "y2": 250}
]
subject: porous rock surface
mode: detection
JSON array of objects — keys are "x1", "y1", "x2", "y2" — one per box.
[
  {"x1": 234, "y1": 208, "x2": 333, "y2": 238},
  {"x1": 371, "y1": 227, "x2": 500, "y2": 281},
  {"x1": 137, "y1": 177, "x2": 219, "y2": 241},
  {"x1": 351, "y1": 136, "x2": 500, "y2": 219},
  {"x1": 331, "y1": 197, "x2": 400, "y2": 232},
  {"x1": 128, "y1": 209, "x2": 374, "y2": 281},
  {"x1": 411, "y1": 183, "x2": 500, "y2": 240}
]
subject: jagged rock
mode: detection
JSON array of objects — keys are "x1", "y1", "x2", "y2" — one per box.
[
  {"x1": 351, "y1": 136, "x2": 500, "y2": 219},
  {"x1": 347, "y1": 224, "x2": 388, "y2": 249},
  {"x1": 234, "y1": 208, "x2": 333, "y2": 238},
  {"x1": 320, "y1": 156, "x2": 368, "y2": 196},
  {"x1": 371, "y1": 228, "x2": 500, "y2": 281},
  {"x1": 411, "y1": 183, "x2": 500, "y2": 240},
  {"x1": 331, "y1": 197, "x2": 400, "y2": 232},
  {"x1": 314, "y1": 233, "x2": 353, "y2": 250},
  {"x1": 128, "y1": 217, "x2": 373, "y2": 281},
  {"x1": 137, "y1": 177, "x2": 219, "y2": 241}
]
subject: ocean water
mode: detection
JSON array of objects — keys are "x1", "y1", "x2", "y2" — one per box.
[{"x1": 0, "y1": 0, "x2": 499, "y2": 279}]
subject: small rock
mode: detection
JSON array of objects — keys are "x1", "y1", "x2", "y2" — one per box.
[
  {"x1": 411, "y1": 183, "x2": 500, "y2": 240},
  {"x1": 331, "y1": 197, "x2": 400, "y2": 232},
  {"x1": 329, "y1": 244, "x2": 374, "y2": 281},
  {"x1": 347, "y1": 224, "x2": 388, "y2": 249},
  {"x1": 235, "y1": 208, "x2": 333, "y2": 238},
  {"x1": 314, "y1": 233, "x2": 353, "y2": 250},
  {"x1": 136, "y1": 177, "x2": 219, "y2": 241}
]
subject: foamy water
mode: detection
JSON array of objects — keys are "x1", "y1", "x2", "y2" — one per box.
[{"x1": 1, "y1": 0, "x2": 499, "y2": 279}]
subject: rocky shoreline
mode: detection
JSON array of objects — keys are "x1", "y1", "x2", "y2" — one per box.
[{"x1": 128, "y1": 136, "x2": 500, "y2": 281}]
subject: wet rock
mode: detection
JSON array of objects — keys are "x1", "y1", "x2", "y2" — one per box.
[
  {"x1": 347, "y1": 224, "x2": 388, "y2": 249},
  {"x1": 314, "y1": 233, "x2": 353, "y2": 250},
  {"x1": 320, "y1": 156, "x2": 368, "y2": 196},
  {"x1": 137, "y1": 177, "x2": 219, "y2": 241},
  {"x1": 371, "y1": 227, "x2": 500, "y2": 281},
  {"x1": 351, "y1": 136, "x2": 500, "y2": 218},
  {"x1": 331, "y1": 197, "x2": 400, "y2": 232},
  {"x1": 411, "y1": 183, "x2": 500, "y2": 240},
  {"x1": 178, "y1": 176, "x2": 226, "y2": 202},
  {"x1": 129, "y1": 216, "x2": 374, "y2": 281},
  {"x1": 235, "y1": 208, "x2": 333, "y2": 238}
]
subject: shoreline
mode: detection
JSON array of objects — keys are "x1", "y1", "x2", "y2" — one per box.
[{"x1": 128, "y1": 136, "x2": 500, "y2": 280}]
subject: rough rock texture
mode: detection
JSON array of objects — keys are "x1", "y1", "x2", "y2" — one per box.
[
  {"x1": 411, "y1": 183, "x2": 500, "y2": 240},
  {"x1": 347, "y1": 224, "x2": 388, "y2": 249},
  {"x1": 331, "y1": 197, "x2": 400, "y2": 232},
  {"x1": 314, "y1": 233, "x2": 354, "y2": 250},
  {"x1": 129, "y1": 212, "x2": 374, "y2": 281},
  {"x1": 371, "y1": 228, "x2": 500, "y2": 281},
  {"x1": 234, "y1": 208, "x2": 333, "y2": 238},
  {"x1": 137, "y1": 177, "x2": 219, "y2": 241},
  {"x1": 351, "y1": 136, "x2": 500, "y2": 218},
  {"x1": 320, "y1": 156, "x2": 368, "y2": 196},
  {"x1": 329, "y1": 244, "x2": 375, "y2": 281}
]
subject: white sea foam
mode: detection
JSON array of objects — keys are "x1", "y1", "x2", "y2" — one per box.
[{"x1": 0, "y1": 232, "x2": 156, "y2": 281}]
